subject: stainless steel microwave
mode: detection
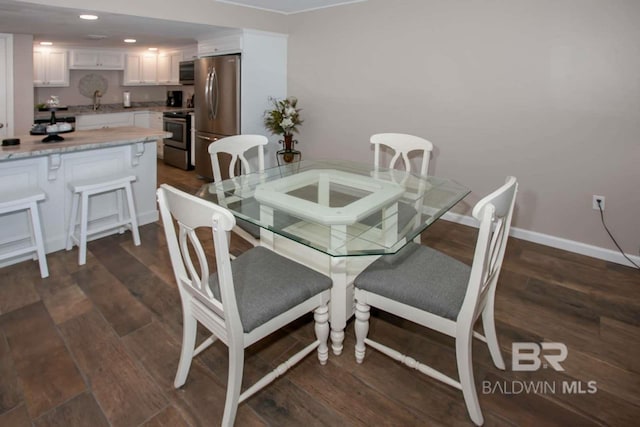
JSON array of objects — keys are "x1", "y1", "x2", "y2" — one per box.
[{"x1": 179, "y1": 60, "x2": 194, "y2": 85}]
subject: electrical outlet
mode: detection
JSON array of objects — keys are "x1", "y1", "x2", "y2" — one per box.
[{"x1": 592, "y1": 195, "x2": 605, "y2": 210}]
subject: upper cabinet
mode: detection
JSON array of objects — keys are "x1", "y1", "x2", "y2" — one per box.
[
  {"x1": 69, "y1": 49, "x2": 125, "y2": 70},
  {"x1": 33, "y1": 46, "x2": 195, "y2": 87},
  {"x1": 33, "y1": 49, "x2": 69, "y2": 87},
  {"x1": 157, "y1": 52, "x2": 182, "y2": 85},
  {"x1": 124, "y1": 53, "x2": 158, "y2": 85},
  {"x1": 198, "y1": 34, "x2": 243, "y2": 57}
]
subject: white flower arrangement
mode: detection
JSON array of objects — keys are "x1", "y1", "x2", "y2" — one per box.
[{"x1": 264, "y1": 96, "x2": 303, "y2": 136}]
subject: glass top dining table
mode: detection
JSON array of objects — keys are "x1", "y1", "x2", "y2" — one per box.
[
  {"x1": 194, "y1": 159, "x2": 470, "y2": 258},
  {"x1": 194, "y1": 158, "x2": 470, "y2": 356}
]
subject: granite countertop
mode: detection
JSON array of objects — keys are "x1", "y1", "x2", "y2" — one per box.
[
  {"x1": 34, "y1": 103, "x2": 193, "y2": 120},
  {"x1": 1, "y1": 127, "x2": 171, "y2": 161}
]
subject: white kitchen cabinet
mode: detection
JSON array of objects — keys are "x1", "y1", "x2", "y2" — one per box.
[
  {"x1": 134, "y1": 111, "x2": 164, "y2": 158},
  {"x1": 133, "y1": 111, "x2": 162, "y2": 129},
  {"x1": 124, "y1": 53, "x2": 158, "y2": 85},
  {"x1": 198, "y1": 34, "x2": 243, "y2": 57},
  {"x1": 157, "y1": 52, "x2": 181, "y2": 85},
  {"x1": 33, "y1": 49, "x2": 69, "y2": 87},
  {"x1": 69, "y1": 49, "x2": 125, "y2": 70},
  {"x1": 76, "y1": 112, "x2": 134, "y2": 130}
]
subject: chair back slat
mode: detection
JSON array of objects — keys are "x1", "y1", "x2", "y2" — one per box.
[
  {"x1": 157, "y1": 184, "x2": 243, "y2": 335},
  {"x1": 461, "y1": 177, "x2": 518, "y2": 321},
  {"x1": 209, "y1": 135, "x2": 268, "y2": 182},
  {"x1": 178, "y1": 226, "x2": 210, "y2": 297},
  {"x1": 486, "y1": 217, "x2": 506, "y2": 280},
  {"x1": 371, "y1": 133, "x2": 434, "y2": 178}
]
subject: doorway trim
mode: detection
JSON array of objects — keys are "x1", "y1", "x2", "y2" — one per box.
[{"x1": 0, "y1": 33, "x2": 14, "y2": 137}]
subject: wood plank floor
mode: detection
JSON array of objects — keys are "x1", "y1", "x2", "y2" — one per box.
[{"x1": 1, "y1": 159, "x2": 639, "y2": 426}]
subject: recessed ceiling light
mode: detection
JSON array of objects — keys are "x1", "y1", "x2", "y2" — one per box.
[
  {"x1": 148, "y1": 47, "x2": 158, "y2": 51},
  {"x1": 87, "y1": 35, "x2": 107, "y2": 40},
  {"x1": 124, "y1": 39, "x2": 136, "y2": 43},
  {"x1": 79, "y1": 14, "x2": 99, "y2": 20},
  {"x1": 39, "y1": 41, "x2": 53, "y2": 46}
]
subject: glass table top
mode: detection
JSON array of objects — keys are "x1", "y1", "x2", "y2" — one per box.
[{"x1": 194, "y1": 159, "x2": 470, "y2": 257}]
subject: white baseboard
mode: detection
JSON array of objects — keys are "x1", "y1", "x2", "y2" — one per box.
[{"x1": 441, "y1": 212, "x2": 640, "y2": 269}]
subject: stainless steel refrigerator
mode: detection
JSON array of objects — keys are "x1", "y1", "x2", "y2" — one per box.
[{"x1": 193, "y1": 54, "x2": 240, "y2": 180}]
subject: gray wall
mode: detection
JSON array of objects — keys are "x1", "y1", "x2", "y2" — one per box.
[
  {"x1": 12, "y1": 0, "x2": 640, "y2": 258},
  {"x1": 287, "y1": 0, "x2": 640, "y2": 256},
  {"x1": 13, "y1": 34, "x2": 33, "y2": 134}
]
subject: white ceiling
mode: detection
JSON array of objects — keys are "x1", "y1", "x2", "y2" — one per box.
[
  {"x1": 216, "y1": 0, "x2": 366, "y2": 15},
  {"x1": 0, "y1": 0, "x2": 229, "y2": 49},
  {"x1": 0, "y1": 0, "x2": 367, "y2": 50}
]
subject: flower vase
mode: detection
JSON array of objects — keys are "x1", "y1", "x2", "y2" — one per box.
[
  {"x1": 280, "y1": 134, "x2": 298, "y2": 163},
  {"x1": 283, "y1": 134, "x2": 294, "y2": 151}
]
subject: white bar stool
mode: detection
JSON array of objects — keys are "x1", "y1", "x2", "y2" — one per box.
[
  {"x1": 66, "y1": 174, "x2": 141, "y2": 265},
  {"x1": 0, "y1": 188, "x2": 49, "y2": 278}
]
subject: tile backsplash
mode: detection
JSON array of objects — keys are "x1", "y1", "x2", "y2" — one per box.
[{"x1": 35, "y1": 69, "x2": 193, "y2": 108}]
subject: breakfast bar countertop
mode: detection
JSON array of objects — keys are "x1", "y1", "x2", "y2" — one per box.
[{"x1": 0, "y1": 126, "x2": 171, "y2": 161}]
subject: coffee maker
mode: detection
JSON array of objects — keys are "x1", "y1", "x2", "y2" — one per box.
[{"x1": 166, "y1": 91, "x2": 183, "y2": 107}]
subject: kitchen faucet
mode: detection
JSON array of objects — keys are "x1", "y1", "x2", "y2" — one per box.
[{"x1": 93, "y1": 90, "x2": 102, "y2": 111}]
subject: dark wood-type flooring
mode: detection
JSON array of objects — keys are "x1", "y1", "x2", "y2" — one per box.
[{"x1": 1, "y1": 160, "x2": 639, "y2": 426}]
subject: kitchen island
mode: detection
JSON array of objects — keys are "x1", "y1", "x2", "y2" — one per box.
[{"x1": 0, "y1": 127, "x2": 170, "y2": 268}]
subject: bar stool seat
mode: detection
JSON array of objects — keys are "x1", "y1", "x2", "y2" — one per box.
[
  {"x1": 66, "y1": 174, "x2": 140, "y2": 265},
  {"x1": 0, "y1": 188, "x2": 49, "y2": 278}
]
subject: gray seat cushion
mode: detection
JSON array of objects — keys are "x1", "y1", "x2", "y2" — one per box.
[
  {"x1": 354, "y1": 243, "x2": 471, "y2": 320},
  {"x1": 210, "y1": 246, "x2": 332, "y2": 332}
]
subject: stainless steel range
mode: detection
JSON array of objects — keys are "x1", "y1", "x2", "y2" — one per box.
[{"x1": 163, "y1": 111, "x2": 192, "y2": 170}]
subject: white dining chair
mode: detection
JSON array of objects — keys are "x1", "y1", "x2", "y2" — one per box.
[
  {"x1": 371, "y1": 133, "x2": 433, "y2": 178},
  {"x1": 367, "y1": 133, "x2": 434, "y2": 242},
  {"x1": 208, "y1": 134, "x2": 268, "y2": 247},
  {"x1": 353, "y1": 176, "x2": 518, "y2": 426},
  {"x1": 157, "y1": 184, "x2": 331, "y2": 427}
]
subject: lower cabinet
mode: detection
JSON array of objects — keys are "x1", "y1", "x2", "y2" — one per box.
[{"x1": 76, "y1": 112, "x2": 134, "y2": 130}]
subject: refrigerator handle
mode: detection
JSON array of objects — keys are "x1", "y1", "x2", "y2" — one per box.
[
  {"x1": 212, "y1": 69, "x2": 219, "y2": 120},
  {"x1": 204, "y1": 69, "x2": 212, "y2": 120},
  {"x1": 208, "y1": 69, "x2": 215, "y2": 119}
]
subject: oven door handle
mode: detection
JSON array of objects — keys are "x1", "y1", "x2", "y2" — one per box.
[{"x1": 163, "y1": 118, "x2": 186, "y2": 125}]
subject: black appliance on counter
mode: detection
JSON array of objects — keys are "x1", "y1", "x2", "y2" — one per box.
[
  {"x1": 163, "y1": 111, "x2": 192, "y2": 170},
  {"x1": 166, "y1": 90, "x2": 183, "y2": 107}
]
